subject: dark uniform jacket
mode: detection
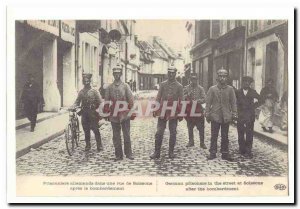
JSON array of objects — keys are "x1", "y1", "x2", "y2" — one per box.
[
  {"x1": 236, "y1": 88, "x2": 260, "y2": 123},
  {"x1": 183, "y1": 84, "x2": 206, "y2": 118},
  {"x1": 74, "y1": 86, "x2": 102, "y2": 116},
  {"x1": 155, "y1": 80, "x2": 183, "y2": 120},
  {"x1": 104, "y1": 81, "x2": 134, "y2": 123}
]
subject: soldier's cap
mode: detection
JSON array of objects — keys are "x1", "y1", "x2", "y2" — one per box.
[
  {"x1": 168, "y1": 65, "x2": 177, "y2": 73},
  {"x1": 190, "y1": 73, "x2": 198, "y2": 79},
  {"x1": 242, "y1": 76, "x2": 254, "y2": 83},
  {"x1": 217, "y1": 67, "x2": 228, "y2": 76},
  {"x1": 112, "y1": 65, "x2": 122, "y2": 73},
  {"x1": 82, "y1": 73, "x2": 92, "y2": 79}
]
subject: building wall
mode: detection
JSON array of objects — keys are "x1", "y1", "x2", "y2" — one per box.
[
  {"x1": 174, "y1": 58, "x2": 185, "y2": 76},
  {"x1": 247, "y1": 33, "x2": 285, "y2": 97},
  {"x1": 78, "y1": 32, "x2": 99, "y2": 90}
]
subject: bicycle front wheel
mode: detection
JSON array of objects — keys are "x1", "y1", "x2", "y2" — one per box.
[{"x1": 65, "y1": 124, "x2": 75, "y2": 156}]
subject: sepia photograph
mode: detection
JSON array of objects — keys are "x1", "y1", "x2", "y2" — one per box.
[{"x1": 6, "y1": 6, "x2": 295, "y2": 203}]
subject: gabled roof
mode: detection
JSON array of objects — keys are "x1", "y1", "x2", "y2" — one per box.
[
  {"x1": 152, "y1": 36, "x2": 178, "y2": 59},
  {"x1": 136, "y1": 40, "x2": 154, "y2": 63}
]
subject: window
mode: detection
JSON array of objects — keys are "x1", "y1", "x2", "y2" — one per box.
[
  {"x1": 254, "y1": 20, "x2": 258, "y2": 31},
  {"x1": 227, "y1": 20, "x2": 231, "y2": 32},
  {"x1": 211, "y1": 20, "x2": 220, "y2": 39},
  {"x1": 235, "y1": 20, "x2": 242, "y2": 27},
  {"x1": 249, "y1": 20, "x2": 258, "y2": 33},
  {"x1": 85, "y1": 43, "x2": 90, "y2": 73}
]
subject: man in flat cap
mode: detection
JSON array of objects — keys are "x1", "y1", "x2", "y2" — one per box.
[
  {"x1": 104, "y1": 65, "x2": 135, "y2": 161},
  {"x1": 150, "y1": 65, "x2": 183, "y2": 159},
  {"x1": 205, "y1": 68, "x2": 237, "y2": 161},
  {"x1": 184, "y1": 73, "x2": 207, "y2": 149},
  {"x1": 72, "y1": 73, "x2": 103, "y2": 152},
  {"x1": 236, "y1": 76, "x2": 260, "y2": 158}
]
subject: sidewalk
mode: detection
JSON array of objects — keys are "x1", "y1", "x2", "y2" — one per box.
[
  {"x1": 16, "y1": 111, "x2": 69, "y2": 158},
  {"x1": 16, "y1": 111, "x2": 66, "y2": 130},
  {"x1": 253, "y1": 121, "x2": 288, "y2": 146}
]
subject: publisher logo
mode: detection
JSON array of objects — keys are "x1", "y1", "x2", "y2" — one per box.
[{"x1": 274, "y1": 184, "x2": 287, "y2": 190}]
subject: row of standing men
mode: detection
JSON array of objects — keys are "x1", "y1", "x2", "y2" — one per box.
[
  {"x1": 71, "y1": 65, "x2": 272, "y2": 162},
  {"x1": 19, "y1": 65, "x2": 280, "y2": 161}
]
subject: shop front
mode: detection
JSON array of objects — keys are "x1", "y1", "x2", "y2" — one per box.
[
  {"x1": 191, "y1": 39, "x2": 215, "y2": 91},
  {"x1": 213, "y1": 26, "x2": 246, "y2": 89},
  {"x1": 15, "y1": 20, "x2": 61, "y2": 118}
]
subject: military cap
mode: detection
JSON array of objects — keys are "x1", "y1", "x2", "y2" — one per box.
[
  {"x1": 168, "y1": 65, "x2": 177, "y2": 73},
  {"x1": 112, "y1": 65, "x2": 122, "y2": 73},
  {"x1": 242, "y1": 76, "x2": 254, "y2": 83},
  {"x1": 190, "y1": 73, "x2": 198, "y2": 79},
  {"x1": 82, "y1": 73, "x2": 92, "y2": 79},
  {"x1": 217, "y1": 67, "x2": 228, "y2": 75}
]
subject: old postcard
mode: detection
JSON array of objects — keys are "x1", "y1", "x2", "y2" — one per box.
[{"x1": 7, "y1": 7, "x2": 294, "y2": 203}]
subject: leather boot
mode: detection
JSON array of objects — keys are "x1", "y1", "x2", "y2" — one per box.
[{"x1": 207, "y1": 153, "x2": 216, "y2": 160}]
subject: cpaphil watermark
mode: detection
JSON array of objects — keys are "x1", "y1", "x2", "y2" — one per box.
[{"x1": 98, "y1": 99, "x2": 204, "y2": 118}]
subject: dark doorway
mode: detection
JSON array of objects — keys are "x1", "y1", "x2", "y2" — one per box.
[{"x1": 265, "y1": 42, "x2": 278, "y2": 89}]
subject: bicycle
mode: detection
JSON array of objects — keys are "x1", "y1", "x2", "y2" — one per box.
[{"x1": 65, "y1": 106, "x2": 81, "y2": 156}]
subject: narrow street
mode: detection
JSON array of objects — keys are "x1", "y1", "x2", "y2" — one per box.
[{"x1": 16, "y1": 115, "x2": 288, "y2": 177}]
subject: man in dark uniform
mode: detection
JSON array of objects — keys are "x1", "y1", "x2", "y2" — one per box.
[
  {"x1": 184, "y1": 73, "x2": 207, "y2": 149},
  {"x1": 205, "y1": 68, "x2": 237, "y2": 161},
  {"x1": 236, "y1": 76, "x2": 260, "y2": 158},
  {"x1": 72, "y1": 73, "x2": 103, "y2": 152},
  {"x1": 20, "y1": 74, "x2": 44, "y2": 132},
  {"x1": 150, "y1": 66, "x2": 183, "y2": 159},
  {"x1": 104, "y1": 66, "x2": 135, "y2": 161}
]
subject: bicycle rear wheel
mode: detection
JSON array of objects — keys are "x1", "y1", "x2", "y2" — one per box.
[
  {"x1": 65, "y1": 124, "x2": 75, "y2": 156},
  {"x1": 74, "y1": 117, "x2": 80, "y2": 147}
]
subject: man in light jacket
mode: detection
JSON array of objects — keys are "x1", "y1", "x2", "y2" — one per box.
[{"x1": 205, "y1": 68, "x2": 237, "y2": 161}]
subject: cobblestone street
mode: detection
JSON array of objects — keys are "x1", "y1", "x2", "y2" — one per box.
[{"x1": 16, "y1": 115, "x2": 288, "y2": 177}]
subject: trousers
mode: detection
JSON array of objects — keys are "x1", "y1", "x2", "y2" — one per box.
[
  {"x1": 81, "y1": 110, "x2": 102, "y2": 147},
  {"x1": 24, "y1": 102, "x2": 38, "y2": 129},
  {"x1": 154, "y1": 118, "x2": 178, "y2": 155},
  {"x1": 111, "y1": 119, "x2": 132, "y2": 158},
  {"x1": 209, "y1": 121, "x2": 229, "y2": 154},
  {"x1": 237, "y1": 121, "x2": 254, "y2": 154},
  {"x1": 186, "y1": 116, "x2": 205, "y2": 145}
]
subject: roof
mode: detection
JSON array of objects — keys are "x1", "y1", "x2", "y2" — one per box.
[
  {"x1": 136, "y1": 41, "x2": 154, "y2": 63},
  {"x1": 152, "y1": 36, "x2": 178, "y2": 59}
]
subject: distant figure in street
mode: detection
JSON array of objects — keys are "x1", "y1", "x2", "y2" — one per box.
[
  {"x1": 20, "y1": 74, "x2": 44, "y2": 132},
  {"x1": 150, "y1": 66, "x2": 183, "y2": 159},
  {"x1": 205, "y1": 68, "x2": 237, "y2": 161},
  {"x1": 104, "y1": 66, "x2": 135, "y2": 161},
  {"x1": 72, "y1": 73, "x2": 103, "y2": 152},
  {"x1": 129, "y1": 79, "x2": 133, "y2": 91},
  {"x1": 132, "y1": 80, "x2": 137, "y2": 92},
  {"x1": 236, "y1": 76, "x2": 260, "y2": 159},
  {"x1": 258, "y1": 79, "x2": 279, "y2": 133},
  {"x1": 184, "y1": 73, "x2": 207, "y2": 149}
]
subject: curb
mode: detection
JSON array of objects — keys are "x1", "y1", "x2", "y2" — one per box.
[
  {"x1": 16, "y1": 129, "x2": 65, "y2": 159},
  {"x1": 230, "y1": 123, "x2": 287, "y2": 148},
  {"x1": 253, "y1": 130, "x2": 288, "y2": 148},
  {"x1": 16, "y1": 111, "x2": 65, "y2": 130}
]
